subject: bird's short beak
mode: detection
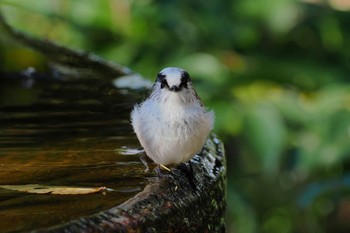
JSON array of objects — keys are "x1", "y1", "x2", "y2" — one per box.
[{"x1": 169, "y1": 85, "x2": 180, "y2": 92}]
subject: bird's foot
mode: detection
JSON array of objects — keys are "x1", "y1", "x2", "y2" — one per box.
[
  {"x1": 155, "y1": 164, "x2": 173, "y2": 178},
  {"x1": 159, "y1": 164, "x2": 171, "y2": 172}
]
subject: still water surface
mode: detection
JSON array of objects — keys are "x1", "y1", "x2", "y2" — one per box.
[{"x1": 0, "y1": 73, "x2": 148, "y2": 232}]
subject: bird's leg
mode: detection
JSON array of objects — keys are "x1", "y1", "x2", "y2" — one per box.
[
  {"x1": 155, "y1": 165, "x2": 164, "y2": 176},
  {"x1": 140, "y1": 154, "x2": 151, "y2": 173}
]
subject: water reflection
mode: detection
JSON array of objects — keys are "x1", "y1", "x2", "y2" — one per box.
[{"x1": 0, "y1": 71, "x2": 147, "y2": 232}]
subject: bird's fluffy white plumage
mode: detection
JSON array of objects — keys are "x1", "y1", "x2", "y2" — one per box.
[{"x1": 131, "y1": 67, "x2": 214, "y2": 166}]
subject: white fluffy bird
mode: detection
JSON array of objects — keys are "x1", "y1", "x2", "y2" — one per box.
[{"x1": 131, "y1": 67, "x2": 214, "y2": 171}]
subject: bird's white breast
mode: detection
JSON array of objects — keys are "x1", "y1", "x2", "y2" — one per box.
[{"x1": 131, "y1": 93, "x2": 214, "y2": 165}]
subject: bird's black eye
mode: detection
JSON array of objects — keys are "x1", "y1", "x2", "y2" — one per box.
[
  {"x1": 160, "y1": 79, "x2": 168, "y2": 89},
  {"x1": 156, "y1": 73, "x2": 166, "y2": 82},
  {"x1": 156, "y1": 73, "x2": 169, "y2": 89},
  {"x1": 180, "y1": 71, "x2": 191, "y2": 89},
  {"x1": 181, "y1": 71, "x2": 191, "y2": 83}
]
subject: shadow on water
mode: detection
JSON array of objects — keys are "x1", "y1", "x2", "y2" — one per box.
[{"x1": 0, "y1": 70, "x2": 148, "y2": 232}]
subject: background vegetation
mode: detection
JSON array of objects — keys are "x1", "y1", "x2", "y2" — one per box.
[{"x1": 1, "y1": 0, "x2": 350, "y2": 232}]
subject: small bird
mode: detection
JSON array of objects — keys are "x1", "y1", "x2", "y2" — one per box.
[{"x1": 131, "y1": 67, "x2": 214, "y2": 173}]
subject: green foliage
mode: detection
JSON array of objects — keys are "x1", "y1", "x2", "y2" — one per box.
[
  {"x1": 1, "y1": 0, "x2": 350, "y2": 232},
  {"x1": 244, "y1": 102, "x2": 287, "y2": 175}
]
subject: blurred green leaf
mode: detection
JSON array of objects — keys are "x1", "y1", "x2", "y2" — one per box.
[
  {"x1": 227, "y1": 186, "x2": 257, "y2": 233},
  {"x1": 212, "y1": 100, "x2": 243, "y2": 136},
  {"x1": 235, "y1": 0, "x2": 302, "y2": 34},
  {"x1": 262, "y1": 208, "x2": 292, "y2": 233},
  {"x1": 244, "y1": 102, "x2": 287, "y2": 175},
  {"x1": 174, "y1": 53, "x2": 228, "y2": 83}
]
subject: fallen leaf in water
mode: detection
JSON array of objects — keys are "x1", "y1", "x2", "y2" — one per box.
[{"x1": 0, "y1": 184, "x2": 107, "y2": 195}]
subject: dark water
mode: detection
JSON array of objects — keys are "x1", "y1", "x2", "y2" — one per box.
[{"x1": 0, "y1": 72, "x2": 148, "y2": 232}]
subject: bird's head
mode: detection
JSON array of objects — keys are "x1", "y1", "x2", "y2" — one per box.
[{"x1": 155, "y1": 67, "x2": 191, "y2": 93}]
